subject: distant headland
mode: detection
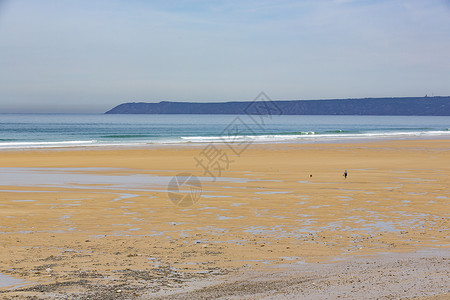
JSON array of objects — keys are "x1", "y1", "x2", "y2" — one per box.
[{"x1": 105, "y1": 96, "x2": 450, "y2": 115}]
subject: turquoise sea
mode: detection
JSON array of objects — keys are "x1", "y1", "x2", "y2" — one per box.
[{"x1": 0, "y1": 114, "x2": 449, "y2": 149}]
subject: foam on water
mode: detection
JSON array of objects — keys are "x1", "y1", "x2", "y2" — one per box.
[{"x1": 181, "y1": 130, "x2": 450, "y2": 144}]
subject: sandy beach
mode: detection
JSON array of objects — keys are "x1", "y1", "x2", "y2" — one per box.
[{"x1": 0, "y1": 139, "x2": 449, "y2": 299}]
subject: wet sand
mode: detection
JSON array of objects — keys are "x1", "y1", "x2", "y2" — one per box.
[{"x1": 0, "y1": 139, "x2": 449, "y2": 299}]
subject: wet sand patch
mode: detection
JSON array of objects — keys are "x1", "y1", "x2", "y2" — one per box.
[{"x1": 0, "y1": 139, "x2": 449, "y2": 298}]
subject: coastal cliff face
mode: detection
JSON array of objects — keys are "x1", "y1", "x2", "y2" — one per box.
[{"x1": 105, "y1": 96, "x2": 450, "y2": 115}]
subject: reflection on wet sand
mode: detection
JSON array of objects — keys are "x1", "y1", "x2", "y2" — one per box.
[{"x1": 0, "y1": 140, "x2": 449, "y2": 297}]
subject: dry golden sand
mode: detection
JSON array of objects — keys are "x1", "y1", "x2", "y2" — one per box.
[{"x1": 0, "y1": 139, "x2": 449, "y2": 298}]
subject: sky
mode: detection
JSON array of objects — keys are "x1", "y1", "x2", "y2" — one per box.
[{"x1": 1, "y1": 0, "x2": 450, "y2": 113}]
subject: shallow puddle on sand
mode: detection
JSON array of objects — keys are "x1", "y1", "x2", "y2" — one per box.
[
  {"x1": 0, "y1": 167, "x2": 171, "y2": 188},
  {"x1": 110, "y1": 193, "x2": 140, "y2": 202},
  {"x1": 396, "y1": 177, "x2": 437, "y2": 182},
  {"x1": 197, "y1": 206, "x2": 229, "y2": 211},
  {"x1": 200, "y1": 195, "x2": 232, "y2": 198},
  {"x1": 11, "y1": 199, "x2": 35, "y2": 202},
  {"x1": 0, "y1": 168, "x2": 281, "y2": 196},
  {"x1": 0, "y1": 273, "x2": 28, "y2": 289},
  {"x1": 255, "y1": 191, "x2": 291, "y2": 195},
  {"x1": 216, "y1": 215, "x2": 244, "y2": 220},
  {"x1": 230, "y1": 203, "x2": 247, "y2": 207}
]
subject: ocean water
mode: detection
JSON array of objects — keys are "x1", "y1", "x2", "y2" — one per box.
[{"x1": 0, "y1": 114, "x2": 449, "y2": 149}]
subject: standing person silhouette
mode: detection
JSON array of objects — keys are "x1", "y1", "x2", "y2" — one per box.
[{"x1": 343, "y1": 170, "x2": 348, "y2": 179}]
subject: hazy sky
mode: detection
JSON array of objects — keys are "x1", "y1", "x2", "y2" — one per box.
[{"x1": 1, "y1": 0, "x2": 450, "y2": 113}]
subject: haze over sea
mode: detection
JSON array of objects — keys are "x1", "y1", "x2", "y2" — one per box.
[{"x1": 1, "y1": 114, "x2": 449, "y2": 150}]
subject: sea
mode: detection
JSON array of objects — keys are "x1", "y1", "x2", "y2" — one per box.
[{"x1": 0, "y1": 114, "x2": 449, "y2": 150}]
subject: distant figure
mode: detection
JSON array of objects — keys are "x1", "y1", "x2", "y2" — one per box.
[
  {"x1": 343, "y1": 170, "x2": 348, "y2": 179},
  {"x1": 310, "y1": 174, "x2": 312, "y2": 178}
]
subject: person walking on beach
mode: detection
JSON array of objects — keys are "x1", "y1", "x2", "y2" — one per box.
[{"x1": 343, "y1": 170, "x2": 348, "y2": 179}]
